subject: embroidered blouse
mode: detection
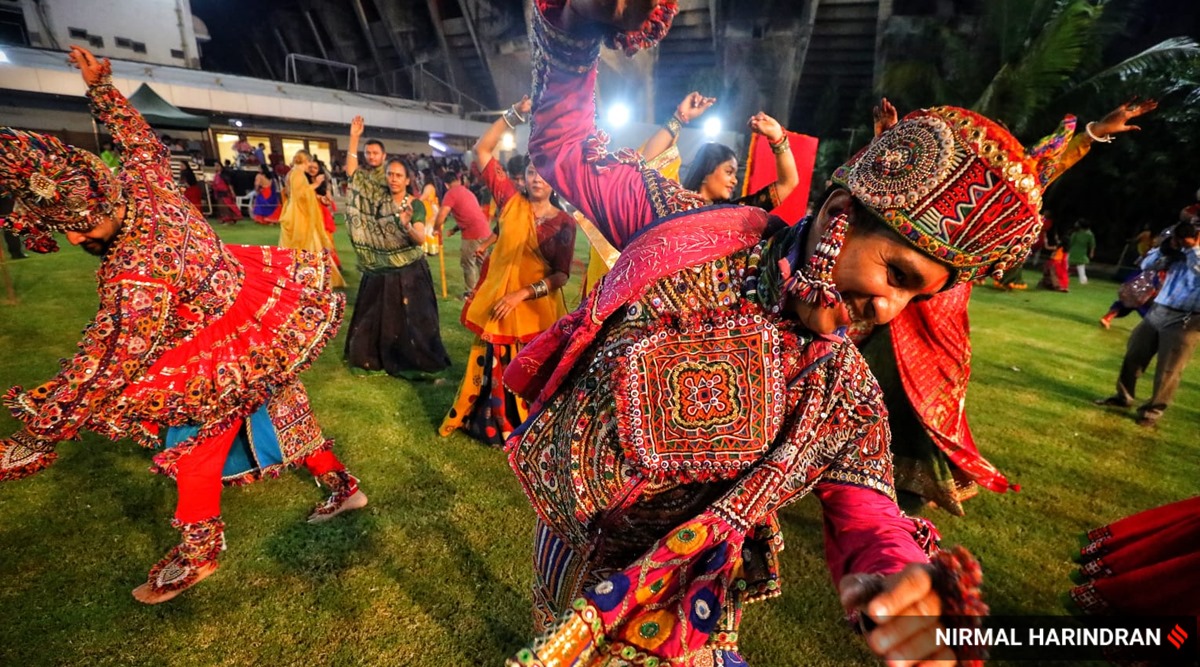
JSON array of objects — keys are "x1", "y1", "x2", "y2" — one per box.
[{"x1": 510, "y1": 1, "x2": 928, "y2": 593}]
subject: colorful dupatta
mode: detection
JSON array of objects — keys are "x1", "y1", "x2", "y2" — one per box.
[{"x1": 461, "y1": 194, "x2": 568, "y2": 344}]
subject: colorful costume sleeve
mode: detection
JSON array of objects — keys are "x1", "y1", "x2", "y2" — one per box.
[
  {"x1": 528, "y1": 3, "x2": 705, "y2": 250},
  {"x1": 482, "y1": 157, "x2": 518, "y2": 211},
  {"x1": 817, "y1": 483, "x2": 930, "y2": 581},
  {"x1": 6, "y1": 278, "x2": 176, "y2": 443},
  {"x1": 87, "y1": 81, "x2": 171, "y2": 178}
]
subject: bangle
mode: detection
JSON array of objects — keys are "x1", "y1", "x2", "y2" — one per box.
[
  {"x1": 503, "y1": 105, "x2": 528, "y2": 129},
  {"x1": 673, "y1": 110, "x2": 688, "y2": 125},
  {"x1": 1085, "y1": 121, "x2": 1113, "y2": 143},
  {"x1": 664, "y1": 115, "x2": 683, "y2": 139},
  {"x1": 769, "y1": 134, "x2": 791, "y2": 155},
  {"x1": 530, "y1": 279, "x2": 549, "y2": 299}
]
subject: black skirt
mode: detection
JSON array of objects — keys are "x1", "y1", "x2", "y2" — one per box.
[{"x1": 343, "y1": 260, "x2": 451, "y2": 375}]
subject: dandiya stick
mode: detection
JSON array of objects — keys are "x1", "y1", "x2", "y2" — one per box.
[{"x1": 437, "y1": 231, "x2": 448, "y2": 298}]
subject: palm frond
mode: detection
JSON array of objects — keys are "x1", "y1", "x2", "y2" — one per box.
[
  {"x1": 1072, "y1": 36, "x2": 1200, "y2": 93},
  {"x1": 973, "y1": 0, "x2": 1104, "y2": 132}
]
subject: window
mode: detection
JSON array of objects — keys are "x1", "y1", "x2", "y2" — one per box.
[
  {"x1": 171, "y1": 48, "x2": 185, "y2": 59},
  {"x1": 68, "y1": 27, "x2": 88, "y2": 39},
  {"x1": 131, "y1": 41, "x2": 146, "y2": 53},
  {"x1": 87, "y1": 35, "x2": 103, "y2": 48},
  {"x1": 115, "y1": 37, "x2": 131, "y2": 48}
]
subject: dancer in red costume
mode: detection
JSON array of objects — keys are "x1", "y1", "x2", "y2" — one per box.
[
  {"x1": 858, "y1": 98, "x2": 1156, "y2": 515},
  {"x1": 0, "y1": 46, "x2": 366, "y2": 605},
  {"x1": 493, "y1": 1, "x2": 1114, "y2": 664},
  {"x1": 1069, "y1": 496, "x2": 1200, "y2": 615}
]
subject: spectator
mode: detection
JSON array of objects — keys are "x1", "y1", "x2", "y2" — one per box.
[
  {"x1": 254, "y1": 143, "x2": 267, "y2": 166},
  {"x1": 1095, "y1": 220, "x2": 1200, "y2": 426},
  {"x1": 99, "y1": 142, "x2": 120, "y2": 171},
  {"x1": 1068, "y1": 220, "x2": 1097, "y2": 284},
  {"x1": 434, "y1": 170, "x2": 492, "y2": 297}
]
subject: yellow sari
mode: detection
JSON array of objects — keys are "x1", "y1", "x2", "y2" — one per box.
[
  {"x1": 420, "y1": 183, "x2": 441, "y2": 255},
  {"x1": 462, "y1": 194, "x2": 567, "y2": 344},
  {"x1": 441, "y1": 193, "x2": 569, "y2": 445},
  {"x1": 279, "y1": 168, "x2": 345, "y2": 288}
]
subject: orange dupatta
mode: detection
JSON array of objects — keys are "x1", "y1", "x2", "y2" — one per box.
[{"x1": 462, "y1": 194, "x2": 566, "y2": 344}]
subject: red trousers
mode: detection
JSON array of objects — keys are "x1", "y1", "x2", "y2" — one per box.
[{"x1": 173, "y1": 418, "x2": 344, "y2": 523}]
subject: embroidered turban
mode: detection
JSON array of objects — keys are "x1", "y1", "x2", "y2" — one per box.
[
  {"x1": 832, "y1": 106, "x2": 1071, "y2": 285},
  {"x1": 0, "y1": 128, "x2": 123, "y2": 253}
]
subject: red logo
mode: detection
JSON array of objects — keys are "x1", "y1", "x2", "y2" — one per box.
[{"x1": 1167, "y1": 624, "x2": 1189, "y2": 650}]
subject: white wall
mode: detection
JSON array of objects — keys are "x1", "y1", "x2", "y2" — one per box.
[{"x1": 18, "y1": 0, "x2": 199, "y2": 68}]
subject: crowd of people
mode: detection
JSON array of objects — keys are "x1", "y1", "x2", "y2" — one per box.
[{"x1": 0, "y1": 3, "x2": 1197, "y2": 663}]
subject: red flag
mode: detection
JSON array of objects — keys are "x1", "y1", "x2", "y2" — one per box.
[{"x1": 742, "y1": 131, "x2": 819, "y2": 225}]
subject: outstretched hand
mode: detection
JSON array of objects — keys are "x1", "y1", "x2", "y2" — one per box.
[
  {"x1": 1091, "y1": 97, "x2": 1157, "y2": 138},
  {"x1": 840, "y1": 564, "x2": 956, "y2": 666},
  {"x1": 873, "y1": 97, "x2": 899, "y2": 137},
  {"x1": 350, "y1": 115, "x2": 366, "y2": 138},
  {"x1": 676, "y1": 92, "x2": 716, "y2": 124},
  {"x1": 66, "y1": 45, "x2": 110, "y2": 87}
]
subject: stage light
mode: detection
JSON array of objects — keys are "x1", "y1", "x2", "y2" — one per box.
[
  {"x1": 428, "y1": 137, "x2": 449, "y2": 153},
  {"x1": 500, "y1": 132, "x2": 516, "y2": 151},
  {"x1": 703, "y1": 117, "x2": 722, "y2": 138},
  {"x1": 232, "y1": 119, "x2": 244, "y2": 128},
  {"x1": 607, "y1": 103, "x2": 631, "y2": 128}
]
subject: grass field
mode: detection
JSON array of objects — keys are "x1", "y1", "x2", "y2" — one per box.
[{"x1": 0, "y1": 219, "x2": 1195, "y2": 666}]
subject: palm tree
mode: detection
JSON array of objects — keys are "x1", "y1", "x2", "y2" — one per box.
[{"x1": 880, "y1": 0, "x2": 1199, "y2": 138}]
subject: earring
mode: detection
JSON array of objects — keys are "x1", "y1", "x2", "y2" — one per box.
[{"x1": 781, "y1": 211, "x2": 849, "y2": 308}]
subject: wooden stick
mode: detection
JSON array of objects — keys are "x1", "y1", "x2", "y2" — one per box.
[
  {"x1": 0, "y1": 250, "x2": 17, "y2": 305},
  {"x1": 437, "y1": 231, "x2": 448, "y2": 298}
]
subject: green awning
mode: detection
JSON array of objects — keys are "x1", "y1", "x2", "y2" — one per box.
[{"x1": 126, "y1": 84, "x2": 210, "y2": 130}]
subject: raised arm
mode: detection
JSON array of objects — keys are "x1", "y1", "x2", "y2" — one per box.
[
  {"x1": 70, "y1": 46, "x2": 168, "y2": 173},
  {"x1": 477, "y1": 96, "x2": 530, "y2": 175},
  {"x1": 748, "y1": 112, "x2": 799, "y2": 203},
  {"x1": 345, "y1": 116, "x2": 364, "y2": 178},
  {"x1": 477, "y1": 115, "x2": 521, "y2": 211},
  {"x1": 528, "y1": 3, "x2": 663, "y2": 249},
  {"x1": 641, "y1": 92, "x2": 716, "y2": 163}
]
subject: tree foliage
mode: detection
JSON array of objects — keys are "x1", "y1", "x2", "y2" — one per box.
[{"x1": 877, "y1": 0, "x2": 1200, "y2": 261}]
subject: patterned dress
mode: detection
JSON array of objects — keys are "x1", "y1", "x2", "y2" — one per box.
[
  {"x1": 439, "y1": 158, "x2": 575, "y2": 446},
  {"x1": 4, "y1": 81, "x2": 344, "y2": 486},
  {"x1": 503, "y1": 5, "x2": 931, "y2": 665},
  {"x1": 342, "y1": 195, "x2": 451, "y2": 376}
]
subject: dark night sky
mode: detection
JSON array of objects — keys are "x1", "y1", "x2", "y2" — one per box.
[{"x1": 192, "y1": 0, "x2": 1200, "y2": 82}]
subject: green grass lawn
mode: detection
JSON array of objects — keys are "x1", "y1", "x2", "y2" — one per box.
[{"x1": 0, "y1": 220, "x2": 1195, "y2": 666}]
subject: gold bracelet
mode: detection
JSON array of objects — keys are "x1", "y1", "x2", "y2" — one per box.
[
  {"x1": 665, "y1": 116, "x2": 683, "y2": 139},
  {"x1": 530, "y1": 280, "x2": 549, "y2": 299},
  {"x1": 769, "y1": 134, "x2": 791, "y2": 155}
]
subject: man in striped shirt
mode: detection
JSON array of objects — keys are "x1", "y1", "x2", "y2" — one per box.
[{"x1": 1096, "y1": 219, "x2": 1200, "y2": 426}]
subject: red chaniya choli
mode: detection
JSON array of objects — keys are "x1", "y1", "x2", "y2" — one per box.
[{"x1": 5, "y1": 80, "x2": 344, "y2": 485}]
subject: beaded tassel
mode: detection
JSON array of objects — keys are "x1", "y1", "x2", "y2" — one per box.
[{"x1": 780, "y1": 212, "x2": 849, "y2": 308}]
